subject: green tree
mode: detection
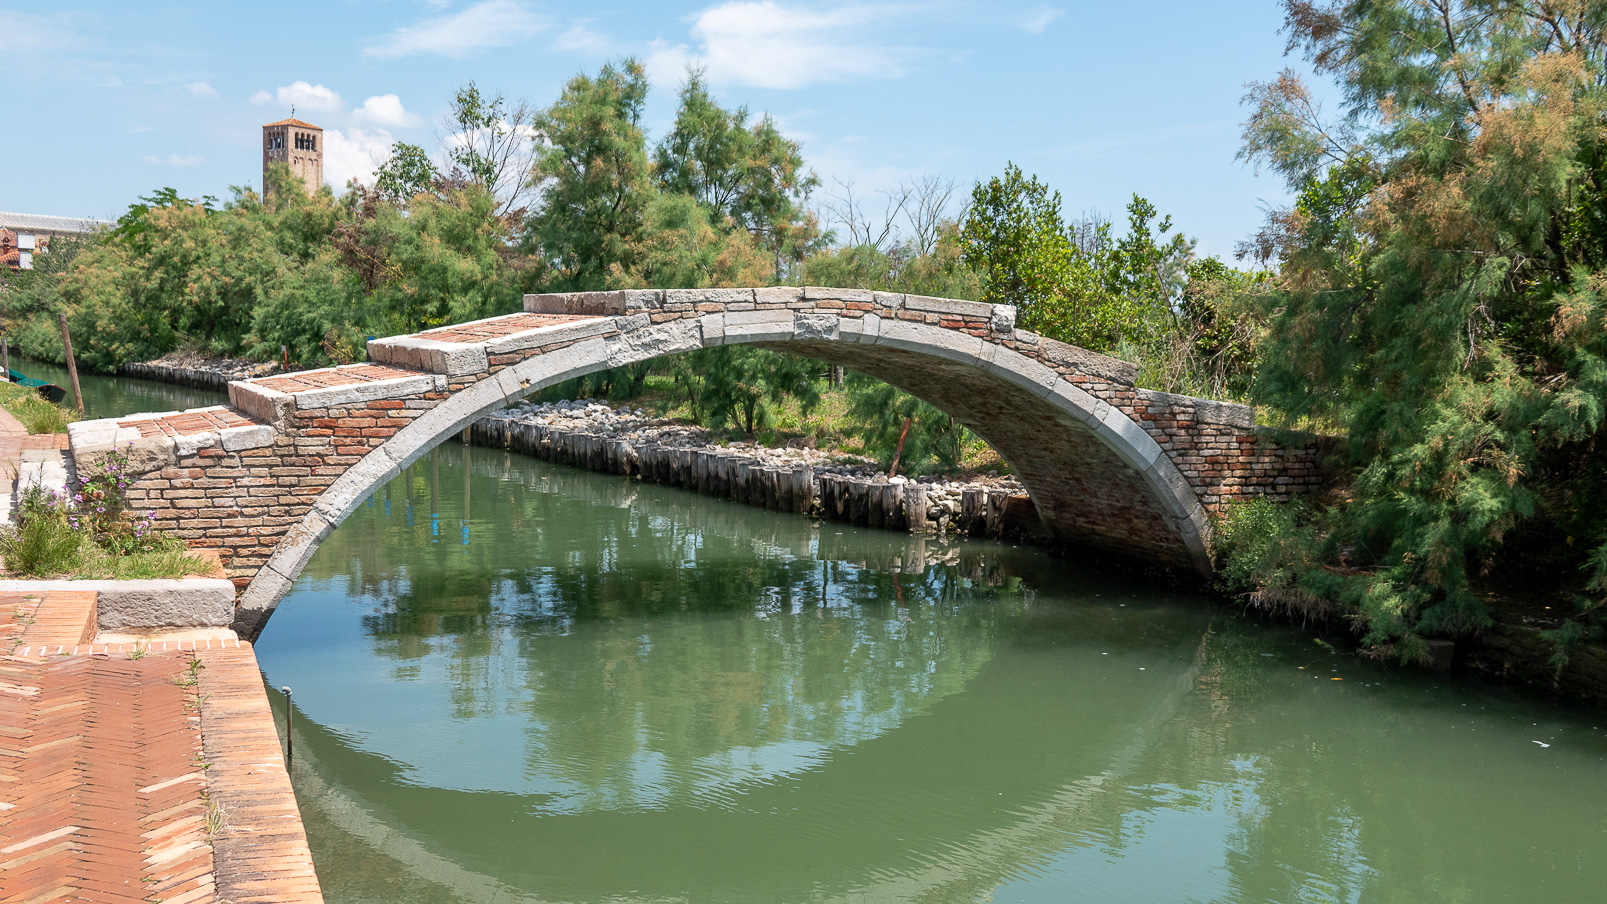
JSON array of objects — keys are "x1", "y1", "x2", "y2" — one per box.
[
  {"x1": 653, "y1": 69, "x2": 821, "y2": 275},
  {"x1": 672, "y1": 346, "x2": 821, "y2": 436},
  {"x1": 526, "y1": 60, "x2": 653, "y2": 291},
  {"x1": 1236, "y1": 0, "x2": 1607, "y2": 652},
  {"x1": 606, "y1": 192, "x2": 774, "y2": 290},
  {"x1": 959, "y1": 165, "x2": 1194, "y2": 354},
  {"x1": 442, "y1": 83, "x2": 537, "y2": 217},
  {"x1": 374, "y1": 142, "x2": 439, "y2": 205},
  {"x1": 843, "y1": 373, "x2": 968, "y2": 476}
]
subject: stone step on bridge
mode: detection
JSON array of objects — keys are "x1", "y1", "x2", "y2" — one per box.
[{"x1": 66, "y1": 288, "x2": 1321, "y2": 639}]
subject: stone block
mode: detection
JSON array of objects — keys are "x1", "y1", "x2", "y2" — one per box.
[
  {"x1": 262, "y1": 509, "x2": 335, "y2": 585},
  {"x1": 95, "y1": 578, "x2": 237, "y2": 631},
  {"x1": 904, "y1": 294, "x2": 994, "y2": 319},
  {"x1": 838, "y1": 312, "x2": 882, "y2": 343},
  {"x1": 312, "y1": 450, "x2": 400, "y2": 524},
  {"x1": 229, "y1": 380, "x2": 296, "y2": 429},
  {"x1": 754, "y1": 287, "x2": 803, "y2": 306},
  {"x1": 606, "y1": 318, "x2": 702, "y2": 367},
  {"x1": 664, "y1": 288, "x2": 754, "y2": 306},
  {"x1": 792, "y1": 313, "x2": 841, "y2": 341},
  {"x1": 876, "y1": 319, "x2": 986, "y2": 366},
  {"x1": 1135, "y1": 387, "x2": 1255, "y2": 429},
  {"x1": 723, "y1": 309, "x2": 796, "y2": 343},
  {"x1": 1035, "y1": 337, "x2": 1139, "y2": 385},
  {"x1": 986, "y1": 347, "x2": 1061, "y2": 400},
  {"x1": 525, "y1": 291, "x2": 630, "y2": 316},
  {"x1": 804, "y1": 286, "x2": 873, "y2": 303},
  {"x1": 485, "y1": 317, "x2": 616, "y2": 354},
  {"x1": 293, "y1": 372, "x2": 439, "y2": 411},
  {"x1": 699, "y1": 313, "x2": 726, "y2": 346}
]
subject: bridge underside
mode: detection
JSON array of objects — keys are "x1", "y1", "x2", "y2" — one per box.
[
  {"x1": 65, "y1": 288, "x2": 1319, "y2": 638},
  {"x1": 769, "y1": 340, "x2": 1189, "y2": 567}
]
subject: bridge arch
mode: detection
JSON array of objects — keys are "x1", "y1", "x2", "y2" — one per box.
[{"x1": 65, "y1": 289, "x2": 1319, "y2": 637}]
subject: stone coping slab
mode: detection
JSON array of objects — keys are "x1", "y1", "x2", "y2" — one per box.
[
  {"x1": 415, "y1": 311, "x2": 597, "y2": 343},
  {"x1": 228, "y1": 364, "x2": 444, "y2": 429},
  {"x1": 0, "y1": 577, "x2": 237, "y2": 632},
  {"x1": 368, "y1": 311, "x2": 614, "y2": 375},
  {"x1": 69, "y1": 404, "x2": 278, "y2": 474}
]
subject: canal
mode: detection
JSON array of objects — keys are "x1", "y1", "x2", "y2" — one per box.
[{"x1": 60, "y1": 365, "x2": 1607, "y2": 903}]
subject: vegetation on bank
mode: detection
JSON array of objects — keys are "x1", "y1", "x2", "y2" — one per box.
[
  {"x1": 4, "y1": 1, "x2": 1606, "y2": 661},
  {"x1": 0, "y1": 448, "x2": 212, "y2": 580},
  {"x1": 1212, "y1": 0, "x2": 1607, "y2": 663},
  {"x1": 0, "y1": 381, "x2": 78, "y2": 434}
]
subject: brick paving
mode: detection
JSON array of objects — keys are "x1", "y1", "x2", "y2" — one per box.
[
  {"x1": 118, "y1": 408, "x2": 258, "y2": 439},
  {"x1": 0, "y1": 590, "x2": 96, "y2": 655},
  {"x1": 415, "y1": 311, "x2": 596, "y2": 343},
  {"x1": 1, "y1": 595, "x2": 323, "y2": 904},
  {"x1": 246, "y1": 364, "x2": 421, "y2": 396}
]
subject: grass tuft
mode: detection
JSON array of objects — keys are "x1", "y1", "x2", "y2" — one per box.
[{"x1": 0, "y1": 381, "x2": 78, "y2": 434}]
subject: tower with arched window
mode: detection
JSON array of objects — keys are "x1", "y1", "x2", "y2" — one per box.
[{"x1": 262, "y1": 118, "x2": 324, "y2": 195}]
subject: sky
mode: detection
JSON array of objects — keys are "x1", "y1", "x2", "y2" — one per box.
[{"x1": 0, "y1": 0, "x2": 1325, "y2": 259}]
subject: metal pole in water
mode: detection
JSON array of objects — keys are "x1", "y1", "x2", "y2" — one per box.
[{"x1": 279, "y1": 686, "x2": 293, "y2": 766}]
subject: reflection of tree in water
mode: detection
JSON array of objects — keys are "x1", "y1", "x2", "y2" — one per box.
[{"x1": 312, "y1": 444, "x2": 1027, "y2": 810}]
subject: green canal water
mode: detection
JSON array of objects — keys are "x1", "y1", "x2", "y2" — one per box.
[
  {"x1": 11, "y1": 356, "x2": 224, "y2": 419},
  {"x1": 53, "y1": 366, "x2": 1607, "y2": 903}
]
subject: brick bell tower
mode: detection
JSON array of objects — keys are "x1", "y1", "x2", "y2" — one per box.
[{"x1": 262, "y1": 112, "x2": 324, "y2": 195}]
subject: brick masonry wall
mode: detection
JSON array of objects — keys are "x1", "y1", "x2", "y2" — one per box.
[{"x1": 72, "y1": 287, "x2": 1321, "y2": 635}]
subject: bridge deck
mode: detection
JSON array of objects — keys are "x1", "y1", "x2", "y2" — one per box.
[
  {"x1": 414, "y1": 311, "x2": 597, "y2": 344},
  {"x1": 246, "y1": 363, "x2": 424, "y2": 396},
  {"x1": 118, "y1": 405, "x2": 258, "y2": 439}
]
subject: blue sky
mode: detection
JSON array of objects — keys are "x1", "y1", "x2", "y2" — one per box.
[{"x1": 2, "y1": 1, "x2": 1321, "y2": 258}]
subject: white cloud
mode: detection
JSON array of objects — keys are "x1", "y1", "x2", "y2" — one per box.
[
  {"x1": 251, "y1": 81, "x2": 344, "y2": 114},
  {"x1": 3, "y1": 11, "x2": 90, "y2": 54},
  {"x1": 143, "y1": 154, "x2": 205, "y2": 167},
  {"x1": 325, "y1": 127, "x2": 395, "y2": 188},
  {"x1": 646, "y1": 2, "x2": 917, "y2": 91},
  {"x1": 363, "y1": 0, "x2": 547, "y2": 60},
  {"x1": 1020, "y1": 6, "x2": 1063, "y2": 33},
  {"x1": 186, "y1": 81, "x2": 217, "y2": 97},
  {"x1": 553, "y1": 22, "x2": 612, "y2": 54},
  {"x1": 352, "y1": 94, "x2": 421, "y2": 128}
]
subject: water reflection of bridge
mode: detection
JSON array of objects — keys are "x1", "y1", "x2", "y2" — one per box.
[{"x1": 270, "y1": 514, "x2": 1220, "y2": 904}]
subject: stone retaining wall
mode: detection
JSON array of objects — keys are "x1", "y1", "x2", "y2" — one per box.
[{"x1": 473, "y1": 414, "x2": 1049, "y2": 543}]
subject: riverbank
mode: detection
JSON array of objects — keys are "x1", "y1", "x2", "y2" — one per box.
[
  {"x1": 121, "y1": 350, "x2": 280, "y2": 392},
  {"x1": 473, "y1": 400, "x2": 1046, "y2": 542}
]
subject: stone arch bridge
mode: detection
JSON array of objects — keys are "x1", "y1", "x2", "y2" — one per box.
[{"x1": 66, "y1": 288, "x2": 1320, "y2": 637}]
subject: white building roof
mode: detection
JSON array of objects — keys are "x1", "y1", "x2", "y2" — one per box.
[{"x1": 0, "y1": 212, "x2": 113, "y2": 234}]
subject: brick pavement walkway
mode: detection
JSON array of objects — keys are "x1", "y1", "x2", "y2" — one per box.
[{"x1": 1, "y1": 594, "x2": 323, "y2": 904}]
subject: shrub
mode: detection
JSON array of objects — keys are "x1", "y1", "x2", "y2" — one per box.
[
  {"x1": 0, "y1": 486, "x2": 82, "y2": 575},
  {"x1": 0, "y1": 447, "x2": 206, "y2": 578}
]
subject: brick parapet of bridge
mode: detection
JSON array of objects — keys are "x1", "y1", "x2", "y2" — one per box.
[{"x1": 69, "y1": 287, "x2": 1319, "y2": 625}]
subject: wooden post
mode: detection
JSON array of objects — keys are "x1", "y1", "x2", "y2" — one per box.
[
  {"x1": 888, "y1": 417, "x2": 913, "y2": 478},
  {"x1": 57, "y1": 314, "x2": 84, "y2": 413},
  {"x1": 2, "y1": 337, "x2": 9, "y2": 378}
]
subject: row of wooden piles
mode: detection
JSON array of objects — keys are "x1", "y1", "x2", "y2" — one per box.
[{"x1": 470, "y1": 416, "x2": 1036, "y2": 539}]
